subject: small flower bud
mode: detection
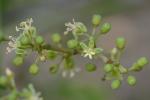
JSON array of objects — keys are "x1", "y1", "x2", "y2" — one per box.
[
  {"x1": 13, "y1": 56, "x2": 24, "y2": 67},
  {"x1": 51, "y1": 33, "x2": 61, "y2": 43},
  {"x1": 49, "y1": 65, "x2": 58, "y2": 74},
  {"x1": 85, "y1": 63, "x2": 96, "y2": 72},
  {"x1": 29, "y1": 64, "x2": 39, "y2": 75},
  {"x1": 35, "y1": 36, "x2": 44, "y2": 44},
  {"x1": 104, "y1": 64, "x2": 113, "y2": 73},
  {"x1": 111, "y1": 80, "x2": 121, "y2": 89},
  {"x1": 127, "y1": 76, "x2": 136, "y2": 86},
  {"x1": 67, "y1": 39, "x2": 78, "y2": 49},
  {"x1": 20, "y1": 36, "x2": 30, "y2": 45},
  {"x1": 137, "y1": 57, "x2": 148, "y2": 67},
  {"x1": 116, "y1": 37, "x2": 126, "y2": 49},
  {"x1": 100, "y1": 23, "x2": 111, "y2": 34},
  {"x1": 92, "y1": 14, "x2": 102, "y2": 26}
]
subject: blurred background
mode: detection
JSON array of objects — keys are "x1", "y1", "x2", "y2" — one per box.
[{"x1": 0, "y1": 0, "x2": 150, "y2": 100}]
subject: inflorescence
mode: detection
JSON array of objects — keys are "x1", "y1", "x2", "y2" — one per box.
[{"x1": 0, "y1": 15, "x2": 149, "y2": 90}]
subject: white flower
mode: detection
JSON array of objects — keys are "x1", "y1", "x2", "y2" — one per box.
[
  {"x1": 6, "y1": 18, "x2": 34, "y2": 54},
  {"x1": 80, "y1": 37, "x2": 103, "y2": 59},
  {"x1": 64, "y1": 19, "x2": 87, "y2": 35},
  {"x1": 16, "y1": 18, "x2": 33, "y2": 33},
  {"x1": 62, "y1": 67, "x2": 81, "y2": 78},
  {"x1": 83, "y1": 48, "x2": 96, "y2": 59},
  {"x1": 6, "y1": 36, "x2": 18, "y2": 54}
]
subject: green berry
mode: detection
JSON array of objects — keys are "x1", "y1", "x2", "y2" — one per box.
[
  {"x1": 127, "y1": 76, "x2": 136, "y2": 86},
  {"x1": 92, "y1": 14, "x2": 102, "y2": 26},
  {"x1": 67, "y1": 39, "x2": 78, "y2": 49},
  {"x1": 49, "y1": 65, "x2": 58, "y2": 74},
  {"x1": 47, "y1": 50, "x2": 57, "y2": 60},
  {"x1": 35, "y1": 36, "x2": 44, "y2": 44},
  {"x1": 51, "y1": 33, "x2": 61, "y2": 43},
  {"x1": 13, "y1": 56, "x2": 24, "y2": 66},
  {"x1": 85, "y1": 63, "x2": 96, "y2": 72},
  {"x1": 101, "y1": 23, "x2": 111, "y2": 34},
  {"x1": 104, "y1": 64, "x2": 113, "y2": 73},
  {"x1": 137, "y1": 57, "x2": 148, "y2": 67},
  {"x1": 20, "y1": 36, "x2": 30, "y2": 45},
  {"x1": 29, "y1": 64, "x2": 39, "y2": 75},
  {"x1": 0, "y1": 76, "x2": 8, "y2": 88},
  {"x1": 116, "y1": 37, "x2": 126, "y2": 49},
  {"x1": 111, "y1": 80, "x2": 121, "y2": 89}
]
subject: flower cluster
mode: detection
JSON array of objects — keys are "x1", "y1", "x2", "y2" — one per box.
[{"x1": 0, "y1": 14, "x2": 148, "y2": 90}]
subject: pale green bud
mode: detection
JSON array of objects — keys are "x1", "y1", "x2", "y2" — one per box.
[
  {"x1": 104, "y1": 64, "x2": 113, "y2": 73},
  {"x1": 85, "y1": 63, "x2": 96, "y2": 72},
  {"x1": 116, "y1": 37, "x2": 126, "y2": 49},
  {"x1": 29, "y1": 64, "x2": 39, "y2": 75},
  {"x1": 111, "y1": 80, "x2": 121, "y2": 89},
  {"x1": 20, "y1": 36, "x2": 30, "y2": 45},
  {"x1": 127, "y1": 76, "x2": 136, "y2": 86},
  {"x1": 67, "y1": 39, "x2": 78, "y2": 49},
  {"x1": 101, "y1": 23, "x2": 111, "y2": 34},
  {"x1": 92, "y1": 14, "x2": 102, "y2": 26},
  {"x1": 35, "y1": 36, "x2": 44, "y2": 44},
  {"x1": 51, "y1": 33, "x2": 61, "y2": 43},
  {"x1": 137, "y1": 57, "x2": 148, "y2": 67},
  {"x1": 13, "y1": 56, "x2": 24, "y2": 67}
]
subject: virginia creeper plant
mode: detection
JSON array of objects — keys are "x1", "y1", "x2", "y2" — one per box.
[{"x1": 0, "y1": 14, "x2": 149, "y2": 99}]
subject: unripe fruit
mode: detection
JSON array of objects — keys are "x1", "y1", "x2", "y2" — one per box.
[
  {"x1": 49, "y1": 65, "x2": 58, "y2": 74},
  {"x1": 92, "y1": 14, "x2": 102, "y2": 26},
  {"x1": 35, "y1": 36, "x2": 44, "y2": 44},
  {"x1": 101, "y1": 23, "x2": 111, "y2": 34},
  {"x1": 116, "y1": 37, "x2": 126, "y2": 49},
  {"x1": 104, "y1": 64, "x2": 113, "y2": 73},
  {"x1": 20, "y1": 36, "x2": 30, "y2": 45},
  {"x1": 127, "y1": 76, "x2": 136, "y2": 86},
  {"x1": 111, "y1": 80, "x2": 121, "y2": 89},
  {"x1": 29, "y1": 64, "x2": 39, "y2": 75},
  {"x1": 13, "y1": 56, "x2": 24, "y2": 66},
  {"x1": 85, "y1": 63, "x2": 96, "y2": 72},
  {"x1": 67, "y1": 39, "x2": 78, "y2": 49},
  {"x1": 137, "y1": 57, "x2": 148, "y2": 67},
  {"x1": 51, "y1": 33, "x2": 61, "y2": 43},
  {"x1": 0, "y1": 76, "x2": 8, "y2": 88}
]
